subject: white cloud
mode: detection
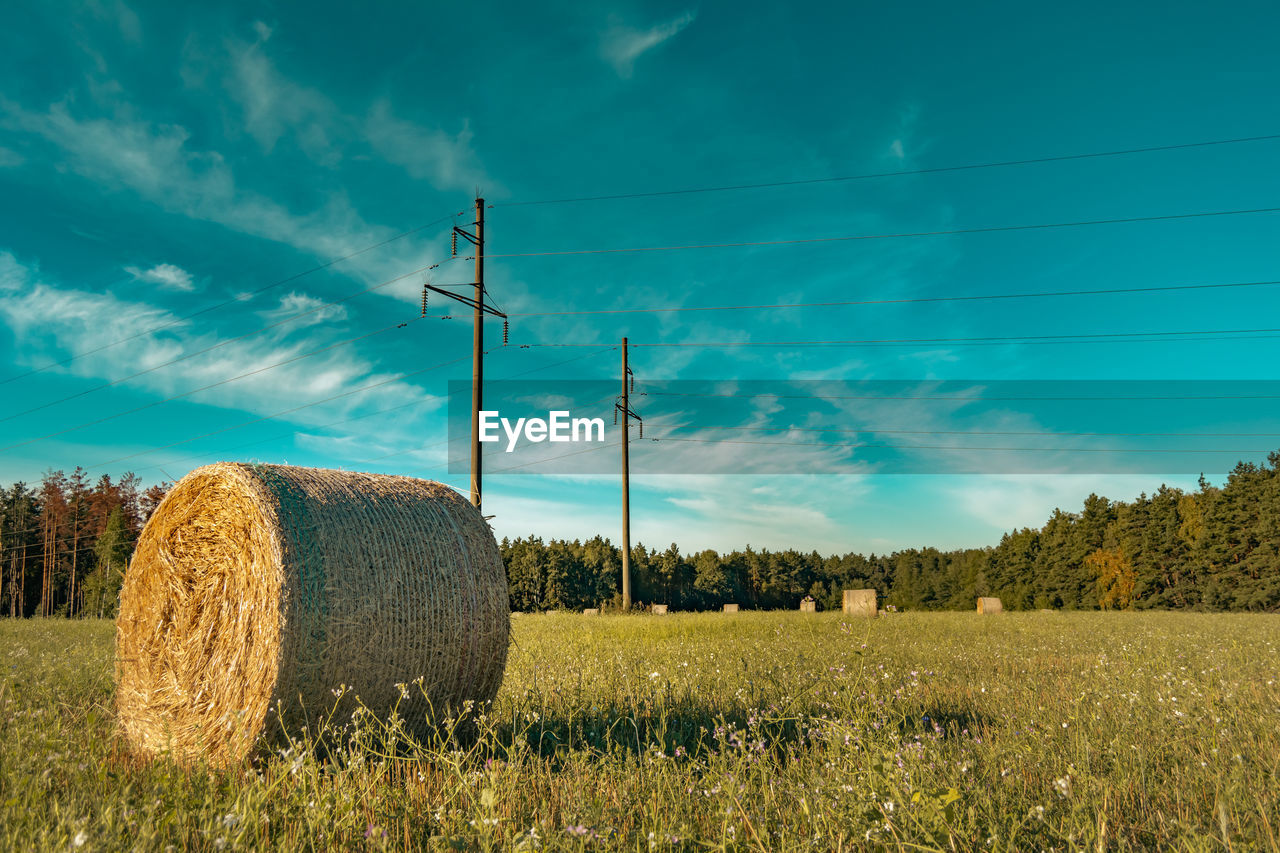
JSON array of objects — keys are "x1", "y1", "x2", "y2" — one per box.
[
  {"x1": 0, "y1": 96, "x2": 442, "y2": 294},
  {"x1": 884, "y1": 102, "x2": 926, "y2": 166},
  {"x1": 226, "y1": 32, "x2": 337, "y2": 161},
  {"x1": 260, "y1": 291, "x2": 349, "y2": 326},
  {"x1": 124, "y1": 262, "x2": 195, "y2": 291},
  {"x1": 0, "y1": 251, "x2": 433, "y2": 432},
  {"x1": 633, "y1": 473, "x2": 870, "y2": 553},
  {"x1": 84, "y1": 0, "x2": 142, "y2": 44},
  {"x1": 365, "y1": 100, "x2": 490, "y2": 192},
  {"x1": 0, "y1": 146, "x2": 24, "y2": 168},
  {"x1": 940, "y1": 474, "x2": 1200, "y2": 532},
  {"x1": 601, "y1": 11, "x2": 696, "y2": 78}
]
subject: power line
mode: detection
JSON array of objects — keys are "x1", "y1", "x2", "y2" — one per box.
[
  {"x1": 131, "y1": 343, "x2": 536, "y2": 474},
  {"x1": 522, "y1": 326, "x2": 1280, "y2": 349},
  {"x1": 119, "y1": 303, "x2": 576, "y2": 477},
  {"x1": 498, "y1": 278, "x2": 1280, "y2": 318},
  {"x1": 643, "y1": 390, "x2": 1280, "y2": 402},
  {"x1": 0, "y1": 541, "x2": 104, "y2": 560},
  {"x1": 1, "y1": 265, "x2": 475, "y2": 425},
  {"x1": 353, "y1": 348, "x2": 620, "y2": 467},
  {"x1": 647, "y1": 437, "x2": 1276, "y2": 454},
  {"x1": 85, "y1": 352, "x2": 476, "y2": 471},
  {"x1": 647, "y1": 423, "x2": 1280, "y2": 438},
  {"x1": 127, "y1": 396, "x2": 440, "y2": 476},
  {"x1": 0, "y1": 212, "x2": 466, "y2": 388},
  {"x1": 0, "y1": 317, "x2": 425, "y2": 455},
  {"x1": 487, "y1": 440, "x2": 620, "y2": 473},
  {"x1": 494, "y1": 133, "x2": 1280, "y2": 207},
  {"x1": 481, "y1": 205, "x2": 1280, "y2": 260}
]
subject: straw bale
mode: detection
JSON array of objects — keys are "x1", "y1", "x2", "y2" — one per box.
[
  {"x1": 115, "y1": 463, "x2": 509, "y2": 766},
  {"x1": 799, "y1": 599, "x2": 817, "y2": 613},
  {"x1": 583, "y1": 608, "x2": 599, "y2": 616},
  {"x1": 977, "y1": 596, "x2": 1003, "y2": 614},
  {"x1": 842, "y1": 589, "x2": 877, "y2": 618},
  {"x1": 722, "y1": 603, "x2": 739, "y2": 613},
  {"x1": 651, "y1": 604, "x2": 669, "y2": 615}
]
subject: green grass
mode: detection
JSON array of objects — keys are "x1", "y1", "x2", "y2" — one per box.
[{"x1": 1, "y1": 612, "x2": 1278, "y2": 851}]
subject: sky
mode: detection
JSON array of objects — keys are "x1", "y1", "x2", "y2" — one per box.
[{"x1": 2, "y1": 0, "x2": 1279, "y2": 554}]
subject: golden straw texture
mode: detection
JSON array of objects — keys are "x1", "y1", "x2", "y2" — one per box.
[
  {"x1": 842, "y1": 589, "x2": 877, "y2": 618},
  {"x1": 116, "y1": 463, "x2": 510, "y2": 765}
]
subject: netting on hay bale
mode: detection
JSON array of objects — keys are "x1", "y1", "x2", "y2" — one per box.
[
  {"x1": 977, "y1": 596, "x2": 1003, "y2": 614},
  {"x1": 115, "y1": 463, "x2": 510, "y2": 766},
  {"x1": 842, "y1": 589, "x2": 877, "y2": 618}
]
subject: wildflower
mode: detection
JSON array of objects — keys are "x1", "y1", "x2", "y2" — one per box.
[{"x1": 72, "y1": 832, "x2": 87, "y2": 848}]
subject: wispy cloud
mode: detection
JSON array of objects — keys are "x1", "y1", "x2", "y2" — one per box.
[
  {"x1": 225, "y1": 26, "x2": 338, "y2": 162},
  {"x1": 124, "y1": 262, "x2": 195, "y2": 292},
  {"x1": 364, "y1": 100, "x2": 490, "y2": 193},
  {"x1": 601, "y1": 10, "x2": 696, "y2": 78},
  {"x1": 0, "y1": 251, "x2": 429, "y2": 430},
  {"x1": 885, "y1": 102, "x2": 925, "y2": 165},
  {"x1": 0, "y1": 146, "x2": 24, "y2": 168},
  {"x1": 260, "y1": 291, "x2": 349, "y2": 326},
  {"x1": 0, "y1": 95, "x2": 440, "y2": 294}
]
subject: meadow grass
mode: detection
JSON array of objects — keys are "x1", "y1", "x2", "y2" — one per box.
[{"x1": 1, "y1": 611, "x2": 1277, "y2": 851}]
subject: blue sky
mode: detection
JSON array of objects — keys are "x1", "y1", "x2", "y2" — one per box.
[{"x1": 2, "y1": 0, "x2": 1279, "y2": 553}]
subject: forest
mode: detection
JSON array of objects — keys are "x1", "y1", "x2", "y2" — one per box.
[
  {"x1": 3, "y1": 452, "x2": 1278, "y2": 617},
  {"x1": 502, "y1": 453, "x2": 1280, "y2": 612},
  {"x1": 0, "y1": 470, "x2": 168, "y2": 618}
]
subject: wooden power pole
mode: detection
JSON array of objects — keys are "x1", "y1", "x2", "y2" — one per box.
[
  {"x1": 616, "y1": 337, "x2": 642, "y2": 610},
  {"x1": 422, "y1": 198, "x2": 506, "y2": 511},
  {"x1": 470, "y1": 197, "x2": 485, "y2": 509}
]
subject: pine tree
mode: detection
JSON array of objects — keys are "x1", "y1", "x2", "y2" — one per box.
[{"x1": 84, "y1": 507, "x2": 132, "y2": 618}]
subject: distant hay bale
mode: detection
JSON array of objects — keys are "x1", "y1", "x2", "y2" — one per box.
[
  {"x1": 583, "y1": 608, "x2": 599, "y2": 616},
  {"x1": 115, "y1": 463, "x2": 510, "y2": 766},
  {"x1": 651, "y1": 604, "x2": 669, "y2": 615},
  {"x1": 977, "y1": 597, "x2": 1003, "y2": 614},
  {"x1": 799, "y1": 599, "x2": 817, "y2": 613},
  {"x1": 722, "y1": 603, "x2": 739, "y2": 613},
  {"x1": 842, "y1": 589, "x2": 877, "y2": 618}
]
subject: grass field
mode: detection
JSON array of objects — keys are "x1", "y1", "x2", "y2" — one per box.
[{"x1": 1, "y1": 612, "x2": 1278, "y2": 851}]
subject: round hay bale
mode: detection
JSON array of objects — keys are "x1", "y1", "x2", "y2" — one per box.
[
  {"x1": 842, "y1": 588, "x2": 877, "y2": 618},
  {"x1": 115, "y1": 463, "x2": 509, "y2": 765}
]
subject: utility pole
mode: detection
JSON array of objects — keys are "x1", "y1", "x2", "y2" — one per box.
[
  {"x1": 423, "y1": 197, "x2": 507, "y2": 511},
  {"x1": 616, "y1": 337, "x2": 642, "y2": 610},
  {"x1": 471, "y1": 198, "x2": 485, "y2": 509}
]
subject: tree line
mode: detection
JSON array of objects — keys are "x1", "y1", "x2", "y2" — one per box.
[
  {"x1": 0, "y1": 469, "x2": 167, "y2": 618},
  {"x1": 501, "y1": 454, "x2": 1280, "y2": 613},
  {"x1": 3, "y1": 452, "x2": 1278, "y2": 617}
]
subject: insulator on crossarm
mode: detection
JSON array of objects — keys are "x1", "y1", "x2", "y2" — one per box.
[
  {"x1": 613, "y1": 407, "x2": 618, "y2": 426},
  {"x1": 502, "y1": 319, "x2": 509, "y2": 345},
  {"x1": 638, "y1": 420, "x2": 643, "y2": 439},
  {"x1": 420, "y1": 284, "x2": 428, "y2": 317},
  {"x1": 450, "y1": 230, "x2": 458, "y2": 257}
]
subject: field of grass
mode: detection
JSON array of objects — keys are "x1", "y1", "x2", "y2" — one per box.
[{"x1": 1, "y1": 611, "x2": 1278, "y2": 851}]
